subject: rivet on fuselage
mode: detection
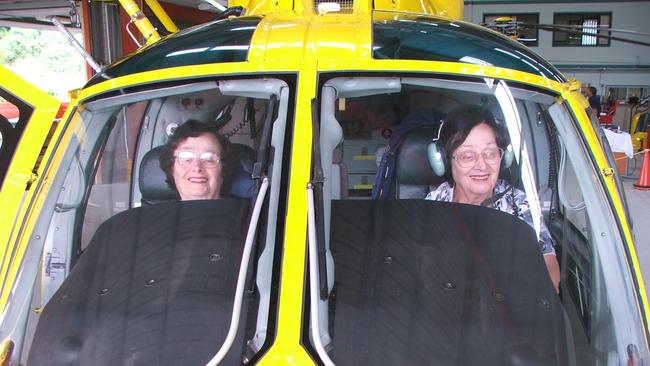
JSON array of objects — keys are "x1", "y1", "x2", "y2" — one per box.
[
  {"x1": 145, "y1": 279, "x2": 157, "y2": 287},
  {"x1": 442, "y1": 281, "x2": 456, "y2": 290}
]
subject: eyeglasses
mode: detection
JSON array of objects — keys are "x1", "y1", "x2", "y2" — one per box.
[
  {"x1": 174, "y1": 151, "x2": 222, "y2": 168},
  {"x1": 452, "y1": 147, "x2": 504, "y2": 168}
]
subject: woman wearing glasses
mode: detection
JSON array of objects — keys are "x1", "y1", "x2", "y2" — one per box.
[
  {"x1": 425, "y1": 105, "x2": 560, "y2": 292},
  {"x1": 159, "y1": 120, "x2": 235, "y2": 201}
]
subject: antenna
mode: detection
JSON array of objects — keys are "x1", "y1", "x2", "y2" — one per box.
[{"x1": 47, "y1": 16, "x2": 102, "y2": 73}]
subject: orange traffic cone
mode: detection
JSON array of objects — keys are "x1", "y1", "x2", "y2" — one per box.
[{"x1": 634, "y1": 149, "x2": 650, "y2": 190}]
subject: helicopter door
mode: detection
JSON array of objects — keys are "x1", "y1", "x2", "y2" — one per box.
[{"x1": 0, "y1": 65, "x2": 62, "y2": 311}]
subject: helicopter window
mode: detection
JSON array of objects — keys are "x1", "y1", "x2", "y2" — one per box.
[
  {"x1": 18, "y1": 77, "x2": 293, "y2": 365},
  {"x1": 307, "y1": 75, "x2": 648, "y2": 366},
  {"x1": 372, "y1": 11, "x2": 565, "y2": 83},
  {"x1": 578, "y1": 99, "x2": 634, "y2": 222},
  {"x1": 551, "y1": 101, "x2": 648, "y2": 364},
  {"x1": 596, "y1": 125, "x2": 633, "y2": 221},
  {"x1": 79, "y1": 102, "x2": 146, "y2": 250},
  {"x1": 87, "y1": 17, "x2": 262, "y2": 85},
  {"x1": 553, "y1": 13, "x2": 611, "y2": 47},
  {"x1": 608, "y1": 86, "x2": 648, "y2": 102}
]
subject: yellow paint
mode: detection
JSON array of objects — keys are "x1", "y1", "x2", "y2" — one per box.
[
  {"x1": 117, "y1": 0, "x2": 161, "y2": 45},
  {"x1": 567, "y1": 77, "x2": 582, "y2": 92},
  {"x1": 248, "y1": 14, "x2": 311, "y2": 63},
  {"x1": 429, "y1": 0, "x2": 463, "y2": 18},
  {"x1": 242, "y1": 0, "x2": 462, "y2": 17},
  {"x1": 0, "y1": 65, "x2": 60, "y2": 312},
  {"x1": 143, "y1": 0, "x2": 179, "y2": 33},
  {"x1": 257, "y1": 48, "x2": 318, "y2": 366},
  {"x1": 374, "y1": 0, "x2": 436, "y2": 15},
  {"x1": 0, "y1": 103, "x2": 83, "y2": 314},
  {"x1": 79, "y1": 61, "x2": 300, "y2": 100},
  {"x1": 564, "y1": 90, "x2": 650, "y2": 345},
  {"x1": 630, "y1": 112, "x2": 648, "y2": 151},
  {"x1": 353, "y1": 155, "x2": 375, "y2": 160},
  {"x1": 0, "y1": 338, "x2": 14, "y2": 364},
  {"x1": 229, "y1": 0, "x2": 249, "y2": 10},
  {"x1": 353, "y1": 184, "x2": 374, "y2": 190}
]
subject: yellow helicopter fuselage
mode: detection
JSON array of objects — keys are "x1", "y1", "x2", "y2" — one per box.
[{"x1": 0, "y1": 0, "x2": 648, "y2": 365}]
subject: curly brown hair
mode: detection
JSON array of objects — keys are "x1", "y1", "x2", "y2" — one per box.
[{"x1": 159, "y1": 120, "x2": 235, "y2": 195}]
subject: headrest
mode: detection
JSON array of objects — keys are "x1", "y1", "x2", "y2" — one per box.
[
  {"x1": 230, "y1": 143, "x2": 255, "y2": 174},
  {"x1": 139, "y1": 144, "x2": 256, "y2": 205},
  {"x1": 139, "y1": 146, "x2": 180, "y2": 204},
  {"x1": 229, "y1": 143, "x2": 255, "y2": 198},
  {"x1": 396, "y1": 127, "x2": 444, "y2": 186}
]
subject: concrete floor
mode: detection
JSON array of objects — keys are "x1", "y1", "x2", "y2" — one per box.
[{"x1": 621, "y1": 154, "x2": 650, "y2": 299}]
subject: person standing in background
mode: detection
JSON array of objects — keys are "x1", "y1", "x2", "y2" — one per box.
[{"x1": 585, "y1": 86, "x2": 602, "y2": 116}]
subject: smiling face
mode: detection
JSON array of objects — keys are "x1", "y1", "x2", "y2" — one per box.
[
  {"x1": 450, "y1": 123, "x2": 501, "y2": 205},
  {"x1": 172, "y1": 133, "x2": 223, "y2": 200}
]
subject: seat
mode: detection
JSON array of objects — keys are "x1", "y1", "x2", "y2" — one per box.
[
  {"x1": 372, "y1": 108, "x2": 444, "y2": 199},
  {"x1": 395, "y1": 127, "x2": 444, "y2": 198},
  {"x1": 229, "y1": 143, "x2": 256, "y2": 198},
  {"x1": 139, "y1": 146, "x2": 179, "y2": 204},
  {"x1": 138, "y1": 144, "x2": 255, "y2": 205},
  {"x1": 598, "y1": 100, "x2": 617, "y2": 124}
]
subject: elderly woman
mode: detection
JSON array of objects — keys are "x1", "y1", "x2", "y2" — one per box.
[
  {"x1": 426, "y1": 105, "x2": 560, "y2": 292},
  {"x1": 159, "y1": 120, "x2": 234, "y2": 200}
]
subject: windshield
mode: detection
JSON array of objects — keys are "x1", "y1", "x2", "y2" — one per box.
[
  {"x1": 308, "y1": 75, "x2": 648, "y2": 365},
  {"x1": 5, "y1": 77, "x2": 292, "y2": 365}
]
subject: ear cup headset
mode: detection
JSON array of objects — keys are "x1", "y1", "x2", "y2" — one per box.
[
  {"x1": 426, "y1": 119, "x2": 515, "y2": 177},
  {"x1": 426, "y1": 132, "x2": 447, "y2": 177}
]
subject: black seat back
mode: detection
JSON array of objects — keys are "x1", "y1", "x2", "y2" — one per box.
[
  {"x1": 395, "y1": 127, "x2": 444, "y2": 198},
  {"x1": 139, "y1": 146, "x2": 179, "y2": 204}
]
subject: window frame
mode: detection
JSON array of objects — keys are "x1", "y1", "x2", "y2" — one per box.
[
  {"x1": 552, "y1": 12, "x2": 612, "y2": 47},
  {"x1": 606, "y1": 85, "x2": 649, "y2": 103}
]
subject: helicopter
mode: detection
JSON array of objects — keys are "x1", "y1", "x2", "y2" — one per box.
[{"x1": 0, "y1": 0, "x2": 648, "y2": 365}]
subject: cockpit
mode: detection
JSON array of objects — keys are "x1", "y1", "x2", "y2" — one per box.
[{"x1": 12, "y1": 69, "x2": 642, "y2": 366}]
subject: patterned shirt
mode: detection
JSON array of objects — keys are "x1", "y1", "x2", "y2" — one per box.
[{"x1": 425, "y1": 180, "x2": 555, "y2": 255}]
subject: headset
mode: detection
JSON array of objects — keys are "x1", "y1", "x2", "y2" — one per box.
[{"x1": 427, "y1": 118, "x2": 514, "y2": 177}]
